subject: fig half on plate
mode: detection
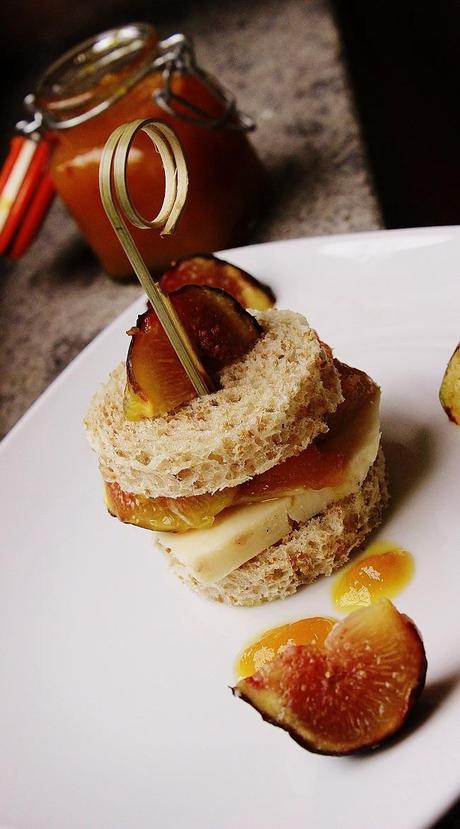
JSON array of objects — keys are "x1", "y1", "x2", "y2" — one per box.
[{"x1": 234, "y1": 600, "x2": 427, "y2": 755}]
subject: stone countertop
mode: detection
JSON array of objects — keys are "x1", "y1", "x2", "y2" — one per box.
[{"x1": 0, "y1": 0, "x2": 381, "y2": 438}]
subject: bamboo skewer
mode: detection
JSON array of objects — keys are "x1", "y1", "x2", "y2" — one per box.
[{"x1": 99, "y1": 117, "x2": 213, "y2": 397}]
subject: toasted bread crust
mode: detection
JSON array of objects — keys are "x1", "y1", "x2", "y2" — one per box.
[
  {"x1": 164, "y1": 447, "x2": 388, "y2": 606},
  {"x1": 84, "y1": 309, "x2": 342, "y2": 498}
]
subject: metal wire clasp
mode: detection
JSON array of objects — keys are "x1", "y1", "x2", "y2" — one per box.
[
  {"x1": 99, "y1": 118, "x2": 213, "y2": 397},
  {"x1": 153, "y1": 34, "x2": 255, "y2": 131}
]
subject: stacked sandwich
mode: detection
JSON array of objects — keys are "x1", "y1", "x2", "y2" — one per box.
[{"x1": 85, "y1": 276, "x2": 388, "y2": 606}]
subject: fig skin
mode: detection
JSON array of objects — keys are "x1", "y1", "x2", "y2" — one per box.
[
  {"x1": 233, "y1": 600, "x2": 427, "y2": 756},
  {"x1": 439, "y1": 343, "x2": 460, "y2": 425},
  {"x1": 160, "y1": 254, "x2": 275, "y2": 311},
  {"x1": 125, "y1": 284, "x2": 262, "y2": 420}
]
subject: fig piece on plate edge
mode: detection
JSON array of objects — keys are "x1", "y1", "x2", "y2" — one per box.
[{"x1": 440, "y1": 343, "x2": 460, "y2": 424}]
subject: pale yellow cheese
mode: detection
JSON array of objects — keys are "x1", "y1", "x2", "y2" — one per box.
[
  {"x1": 156, "y1": 498, "x2": 291, "y2": 584},
  {"x1": 156, "y1": 399, "x2": 381, "y2": 585}
]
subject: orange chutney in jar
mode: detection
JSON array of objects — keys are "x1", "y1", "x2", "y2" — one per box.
[{"x1": 35, "y1": 25, "x2": 265, "y2": 276}]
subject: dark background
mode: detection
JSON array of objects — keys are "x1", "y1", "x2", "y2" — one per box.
[
  {"x1": 333, "y1": 0, "x2": 460, "y2": 229},
  {"x1": 4, "y1": 0, "x2": 460, "y2": 231}
]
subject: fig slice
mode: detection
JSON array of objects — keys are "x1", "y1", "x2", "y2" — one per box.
[
  {"x1": 160, "y1": 254, "x2": 275, "y2": 310},
  {"x1": 125, "y1": 284, "x2": 262, "y2": 420},
  {"x1": 104, "y1": 481, "x2": 237, "y2": 532},
  {"x1": 439, "y1": 343, "x2": 460, "y2": 424},
  {"x1": 234, "y1": 600, "x2": 427, "y2": 755}
]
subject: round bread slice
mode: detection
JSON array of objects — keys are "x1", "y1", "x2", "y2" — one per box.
[
  {"x1": 84, "y1": 309, "x2": 342, "y2": 499},
  {"x1": 163, "y1": 447, "x2": 388, "y2": 606}
]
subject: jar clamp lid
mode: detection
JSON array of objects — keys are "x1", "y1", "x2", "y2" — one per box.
[{"x1": 16, "y1": 25, "x2": 255, "y2": 136}]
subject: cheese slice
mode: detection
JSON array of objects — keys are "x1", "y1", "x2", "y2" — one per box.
[
  {"x1": 157, "y1": 498, "x2": 291, "y2": 584},
  {"x1": 156, "y1": 399, "x2": 381, "y2": 585}
]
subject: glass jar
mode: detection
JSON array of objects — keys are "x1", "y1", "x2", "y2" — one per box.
[{"x1": 21, "y1": 24, "x2": 265, "y2": 277}]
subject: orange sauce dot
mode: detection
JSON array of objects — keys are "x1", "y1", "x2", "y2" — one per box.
[
  {"x1": 332, "y1": 541, "x2": 414, "y2": 612},
  {"x1": 236, "y1": 616, "x2": 336, "y2": 679}
]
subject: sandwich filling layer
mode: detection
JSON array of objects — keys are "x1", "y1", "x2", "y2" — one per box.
[
  {"x1": 167, "y1": 449, "x2": 388, "y2": 607},
  {"x1": 105, "y1": 362, "x2": 381, "y2": 584},
  {"x1": 156, "y1": 393, "x2": 380, "y2": 583}
]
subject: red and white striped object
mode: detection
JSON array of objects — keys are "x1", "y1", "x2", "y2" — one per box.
[{"x1": 0, "y1": 135, "x2": 55, "y2": 257}]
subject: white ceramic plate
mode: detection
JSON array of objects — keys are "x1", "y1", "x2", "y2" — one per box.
[{"x1": 1, "y1": 228, "x2": 459, "y2": 829}]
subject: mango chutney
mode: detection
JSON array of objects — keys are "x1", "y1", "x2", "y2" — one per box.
[{"x1": 332, "y1": 541, "x2": 414, "y2": 611}]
